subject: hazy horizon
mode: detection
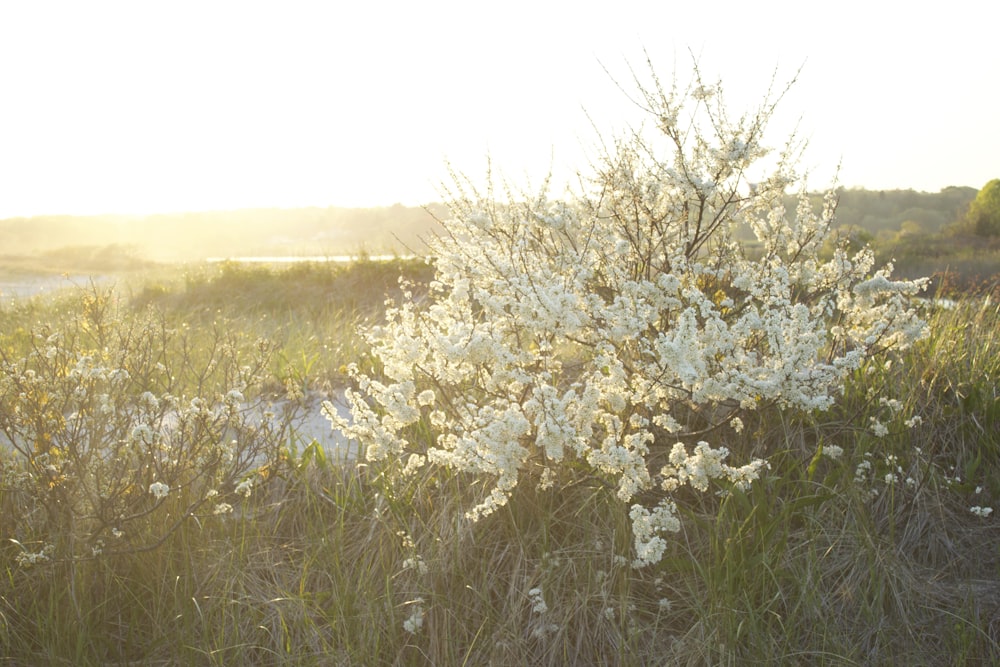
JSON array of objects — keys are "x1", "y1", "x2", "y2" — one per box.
[
  {"x1": 1, "y1": 1, "x2": 997, "y2": 220},
  {"x1": 0, "y1": 184, "x2": 982, "y2": 222}
]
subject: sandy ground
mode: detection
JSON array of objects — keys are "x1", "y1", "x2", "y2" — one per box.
[{"x1": 285, "y1": 391, "x2": 360, "y2": 461}]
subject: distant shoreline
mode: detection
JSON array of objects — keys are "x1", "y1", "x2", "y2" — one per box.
[{"x1": 205, "y1": 254, "x2": 416, "y2": 264}]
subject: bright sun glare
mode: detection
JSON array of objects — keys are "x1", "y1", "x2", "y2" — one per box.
[{"x1": 0, "y1": 1, "x2": 997, "y2": 218}]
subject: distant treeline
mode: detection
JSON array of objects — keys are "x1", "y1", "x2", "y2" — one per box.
[
  {"x1": 820, "y1": 185, "x2": 976, "y2": 237},
  {"x1": 0, "y1": 187, "x2": 981, "y2": 266}
]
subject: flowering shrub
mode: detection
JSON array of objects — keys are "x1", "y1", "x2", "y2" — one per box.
[
  {"x1": 329, "y1": 65, "x2": 928, "y2": 566},
  {"x1": 0, "y1": 287, "x2": 292, "y2": 564}
]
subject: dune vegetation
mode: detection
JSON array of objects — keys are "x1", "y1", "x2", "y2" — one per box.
[
  {"x1": 1, "y1": 256, "x2": 999, "y2": 665},
  {"x1": 2, "y1": 64, "x2": 1000, "y2": 666}
]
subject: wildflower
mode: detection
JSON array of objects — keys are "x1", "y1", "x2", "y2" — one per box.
[
  {"x1": 130, "y1": 424, "x2": 154, "y2": 444},
  {"x1": 402, "y1": 556, "x2": 428, "y2": 576},
  {"x1": 528, "y1": 587, "x2": 548, "y2": 614},
  {"x1": 403, "y1": 598, "x2": 425, "y2": 634},
  {"x1": 402, "y1": 453, "x2": 425, "y2": 477},
  {"x1": 905, "y1": 415, "x2": 923, "y2": 429},
  {"x1": 970, "y1": 506, "x2": 993, "y2": 518},
  {"x1": 854, "y1": 459, "x2": 872, "y2": 483},
  {"x1": 821, "y1": 445, "x2": 843, "y2": 460},
  {"x1": 879, "y1": 397, "x2": 902, "y2": 414},
  {"x1": 234, "y1": 478, "x2": 253, "y2": 498},
  {"x1": 538, "y1": 467, "x2": 556, "y2": 490},
  {"x1": 692, "y1": 84, "x2": 715, "y2": 100},
  {"x1": 108, "y1": 368, "x2": 129, "y2": 384},
  {"x1": 148, "y1": 481, "x2": 169, "y2": 500},
  {"x1": 139, "y1": 391, "x2": 159, "y2": 411},
  {"x1": 213, "y1": 503, "x2": 233, "y2": 515},
  {"x1": 15, "y1": 544, "x2": 54, "y2": 568}
]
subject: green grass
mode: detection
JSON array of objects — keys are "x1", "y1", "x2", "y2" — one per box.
[{"x1": 2, "y1": 261, "x2": 999, "y2": 664}]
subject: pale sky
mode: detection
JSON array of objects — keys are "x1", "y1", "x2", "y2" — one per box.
[{"x1": 0, "y1": 0, "x2": 997, "y2": 218}]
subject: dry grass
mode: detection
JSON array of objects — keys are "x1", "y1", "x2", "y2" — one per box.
[{"x1": 1, "y1": 264, "x2": 999, "y2": 665}]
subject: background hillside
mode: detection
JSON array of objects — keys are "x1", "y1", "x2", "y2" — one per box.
[{"x1": 1, "y1": 185, "x2": 994, "y2": 290}]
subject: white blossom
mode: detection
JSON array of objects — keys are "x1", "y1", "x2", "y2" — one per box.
[
  {"x1": 403, "y1": 598, "x2": 425, "y2": 634},
  {"x1": 528, "y1": 587, "x2": 548, "y2": 614},
  {"x1": 148, "y1": 481, "x2": 169, "y2": 500},
  {"x1": 821, "y1": 445, "x2": 844, "y2": 460},
  {"x1": 234, "y1": 478, "x2": 253, "y2": 498},
  {"x1": 331, "y1": 64, "x2": 927, "y2": 567},
  {"x1": 213, "y1": 503, "x2": 233, "y2": 515}
]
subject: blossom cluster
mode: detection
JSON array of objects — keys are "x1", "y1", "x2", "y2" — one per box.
[{"x1": 329, "y1": 67, "x2": 928, "y2": 565}]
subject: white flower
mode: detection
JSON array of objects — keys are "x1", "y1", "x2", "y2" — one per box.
[
  {"x1": 402, "y1": 556, "x2": 428, "y2": 576},
  {"x1": 879, "y1": 397, "x2": 902, "y2": 413},
  {"x1": 130, "y1": 424, "x2": 154, "y2": 444},
  {"x1": 403, "y1": 598, "x2": 425, "y2": 634},
  {"x1": 970, "y1": 506, "x2": 993, "y2": 518},
  {"x1": 692, "y1": 84, "x2": 715, "y2": 100},
  {"x1": 234, "y1": 479, "x2": 253, "y2": 498},
  {"x1": 528, "y1": 587, "x2": 548, "y2": 614},
  {"x1": 213, "y1": 503, "x2": 233, "y2": 515},
  {"x1": 821, "y1": 445, "x2": 843, "y2": 460},
  {"x1": 139, "y1": 391, "x2": 159, "y2": 411},
  {"x1": 148, "y1": 481, "x2": 170, "y2": 500},
  {"x1": 16, "y1": 544, "x2": 54, "y2": 568}
]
